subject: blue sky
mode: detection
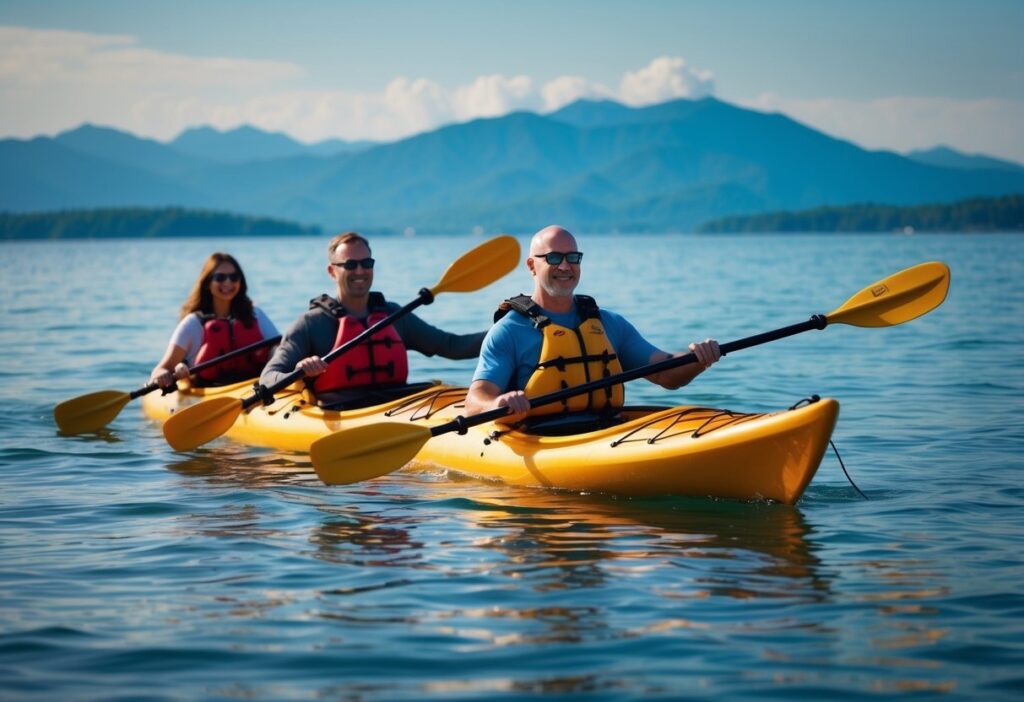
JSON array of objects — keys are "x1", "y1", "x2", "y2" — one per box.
[{"x1": 2, "y1": 0, "x2": 1022, "y2": 161}]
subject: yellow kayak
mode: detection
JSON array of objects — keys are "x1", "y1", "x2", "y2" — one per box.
[
  {"x1": 142, "y1": 379, "x2": 465, "y2": 453},
  {"x1": 416, "y1": 398, "x2": 838, "y2": 504},
  {"x1": 144, "y1": 379, "x2": 838, "y2": 504}
]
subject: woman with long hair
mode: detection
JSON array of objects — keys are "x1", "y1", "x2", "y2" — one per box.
[{"x1": 150, "y1": 253, "x2": 279, "y2": 388}]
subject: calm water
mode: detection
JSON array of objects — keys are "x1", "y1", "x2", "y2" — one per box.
[{"x1": 1, "y1": 233, "x2": 1022, "y2": 701}]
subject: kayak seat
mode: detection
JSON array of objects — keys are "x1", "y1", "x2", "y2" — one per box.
[
  {"x1": 514, "y1": 411, "x2": 628, "y2": 437},
  {"x1": 315, "y1": 381, "x2": 438, "y2": 410}
]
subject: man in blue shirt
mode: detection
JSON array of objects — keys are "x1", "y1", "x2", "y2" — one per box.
[{"x1": 465, "y1": 225, "x2": 721, "y2": 421}]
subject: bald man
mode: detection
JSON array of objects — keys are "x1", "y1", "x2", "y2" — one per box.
[{"x1": 464, "y1": 225, "x2": 720, "y2": 424}]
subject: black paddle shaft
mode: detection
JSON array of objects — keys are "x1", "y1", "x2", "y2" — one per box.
[
  {"x1": 129, "y1": 334, "x2": 283, "y2": 399},
  {"x1": 434, "y1": 314, "x2": 829, "y2": 436},
  {"x1": 243, "y1": 288, "x2": 435, "y2": 409}
]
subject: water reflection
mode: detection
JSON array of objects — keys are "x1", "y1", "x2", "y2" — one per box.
[
  {"x1": 420, "y1": 481, "x2": 828, "y2": 600},
  {"x1": 55, "y1": 426, "x2": 123, "y2": 444},
  {"x1": 310, "y1": 510, "x2": 424, "y2": 569},
  {"x1": 165, "y1": 451, "x2": 827, "y2": 600},
  {"x1": 165, "y1": 446, "x2": 314, "y2": 488},
  {"x1": 167, "y1": 449, "x2": 430, "y2": 597}
]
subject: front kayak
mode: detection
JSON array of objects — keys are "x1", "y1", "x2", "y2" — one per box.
[
  {"x1": 144, "y1": 381, "x2": 838, "y2": 503},
  {"x1": 415, "y1": 398, "x2": 839, "y2": 504}
]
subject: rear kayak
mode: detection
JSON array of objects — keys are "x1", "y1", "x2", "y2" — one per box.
[
  {"x1": 142, "y1": 379, "x2": 465, "y2": 452},
  {"x1": 144, "y1": 380, "x2": 838, "y2": 504}
]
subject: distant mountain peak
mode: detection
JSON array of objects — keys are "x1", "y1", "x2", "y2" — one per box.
[
  {"x1": 58, "y1": 123, "x2": 125, "y2": 137},
  {"x1": 906, "y1": 145, "x2": 1024, "y2": 172},
  {"x1": 169, "y1": 124, "x2": 309, "y2": 163},
  {"x1": 166, "y1": 123, "x2": 373, "y2": 162},
  {"x1": 548, "y1": 95, "x2": 726, "y2": 128}
]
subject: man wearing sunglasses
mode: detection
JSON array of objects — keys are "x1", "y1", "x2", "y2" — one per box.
[
  {"x1": 464, "y1": 225, "x2": 720, "y2": 425},
  {"x1": 259, "y1": 231, "x2": 486, "y2": 406}
]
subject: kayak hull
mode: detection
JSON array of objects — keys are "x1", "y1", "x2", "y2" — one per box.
[{"x1": 143, "y1": 381, "x2": 838, "y2": 503}]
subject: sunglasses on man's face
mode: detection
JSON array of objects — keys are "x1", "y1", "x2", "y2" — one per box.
[
  {"x1": 533, "y1": 251, "x2": 583, "y2": 265},
  {"x1": 331, "y1": 257, "x2": 376, "y2": 271},
  {"x1": 211, "y1": 272, "x2": 241, "y2": 283}
]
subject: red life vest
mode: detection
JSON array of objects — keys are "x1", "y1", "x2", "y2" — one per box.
[
  {"x1": 193, "y1": 314, "x2": 268, "y2": 383},
  {"x1": 311, "y1": 293, "x2": 409, "y2": 393}
]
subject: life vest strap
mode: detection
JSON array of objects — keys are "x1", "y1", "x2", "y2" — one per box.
[
  {"x1": 309, "y1": 291, "x2": 389, "y2": 317},
  {"x1": 494, "y1": 293, "x2": 602, "y2": 328},
  {"x1": 535, "y1": 350, "x2": 619, "y2": 371}
]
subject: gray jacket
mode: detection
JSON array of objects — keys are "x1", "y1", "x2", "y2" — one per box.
[{"x1": 259, "y1": 294, "x2": 485, "y2": 389}]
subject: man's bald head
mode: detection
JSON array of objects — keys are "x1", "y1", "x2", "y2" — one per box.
[{"x1": 529, "y1": 226, "x2": 578, "y2": 256}]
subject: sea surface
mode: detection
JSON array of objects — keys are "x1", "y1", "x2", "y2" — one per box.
[{"x1": 1, "y1": 232, "x2": 1022, "y2": 701}]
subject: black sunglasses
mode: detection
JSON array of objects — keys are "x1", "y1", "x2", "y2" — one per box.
[
  {"x1": 211, "y1": 272, "x2": 241, "y2": 283},
  {"x1": 331, "y1": 257, "x2": 375, "y2": 270},
  {"x1": 533, "y1": 251, "x2": 583, "y2": 265}
]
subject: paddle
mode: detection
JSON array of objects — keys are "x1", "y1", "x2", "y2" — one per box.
[
  {"x1": 53, "y1": 334, "x2": 283, "y2": 435},
  {"x1": 162, "y1": 234, "x2": 522, "y2": 451},
  {"x1": 310, "y1": 260, "x2": 951, "y2": 485}
]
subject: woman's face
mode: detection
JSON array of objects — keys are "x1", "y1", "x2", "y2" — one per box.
[{"x1": 208, "y1": 261, "x2": 241, "y2": 307}]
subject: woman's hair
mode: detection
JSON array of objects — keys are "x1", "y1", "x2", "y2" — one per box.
[{"x1": 180, "y1": 252, "x2": 256, "y2": 324}]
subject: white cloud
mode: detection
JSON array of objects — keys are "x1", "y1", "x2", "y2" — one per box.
[
  {"x1": 452, "y1": 74, "x2": 539, "y2": 119},
  {"x1": 0, "y1": 26, "x2": 299, "y2": 89},
  {"x1": 743, "y1": 93, "x2": 1024, "y2": 163},
  {"x1": 619, "y1": 56, "x2": 715, "y2": 106},
  {"x1": 0, "y1": 25, "x2": 302, "y2": 139}
]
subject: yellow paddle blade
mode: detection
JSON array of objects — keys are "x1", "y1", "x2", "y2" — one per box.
[
  {"x1": 310, "y1": 422, "x2": 433, "y2": 485},
  {"x1": 429, "y1": 234, "x2": 520, "y2": 295},
  {"x1": 827, "y1": 261, "x2": 950, "y2": 328},
  {"x1": 54, "y1": 390, "x2": 131, "y2": 434},
  {"x1": 163, "y1": 396, "x2": 243, "y2": 451}
]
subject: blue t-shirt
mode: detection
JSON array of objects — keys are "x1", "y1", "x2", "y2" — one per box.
[{"x1": 473, "y1": 301, "x2": 661, "y2": 392}]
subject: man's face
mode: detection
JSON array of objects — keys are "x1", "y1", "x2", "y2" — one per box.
[
  {"x1": 528, "y1": 231, "x2": 581, "y2": 298},
  {"x1": 328, "y1": 240, "x2": 374, "y2": 300}
]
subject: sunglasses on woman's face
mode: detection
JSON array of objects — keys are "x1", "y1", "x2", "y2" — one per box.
[
  {"x1": 533, "y1": 251, "x2": 583, "y2": 265},
  {"x1": 211, "y1": 272, "x2": 241, "y2": 283},
  {"x1": 331, "y1": 257, "x2": 376, "y2": 270}
]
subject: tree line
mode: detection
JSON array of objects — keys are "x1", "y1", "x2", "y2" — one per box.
[
  {"x1": 696, "y1": 194, "x2": 1024, "y2": 233},
  {"x1": 0, "y1": 207, "x2": 321, "y2": 240}
]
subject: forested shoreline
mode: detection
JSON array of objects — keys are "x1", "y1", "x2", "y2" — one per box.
[
  {"x1": 0, "y1": 207, "x2": 321, "y2": 240},
  {"x1": 696, "y1": 194, "x2": 1024, "y2": 233}
]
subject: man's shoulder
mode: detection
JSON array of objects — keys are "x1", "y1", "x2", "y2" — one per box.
[
  {"x1": 595, "y1": 305, "x2": 627, "y2": 324},
  {"x1": 286, "y1": 300, "x2": 336, "y2": 328},
  {"x1": 482, "y1": 311, "x2": 535, "y2": 355},
  {"x1": 491, "y1": 308, "x2": 535, "y2": 332}
]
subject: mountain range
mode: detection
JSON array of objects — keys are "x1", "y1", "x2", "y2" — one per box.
[{"x1": 3, "y1": 98, "x2": 1023, "y2": 233}]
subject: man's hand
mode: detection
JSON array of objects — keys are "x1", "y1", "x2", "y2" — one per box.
[{"x1": 296, "y1": 356, "x2": 329, "y2": 377}]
